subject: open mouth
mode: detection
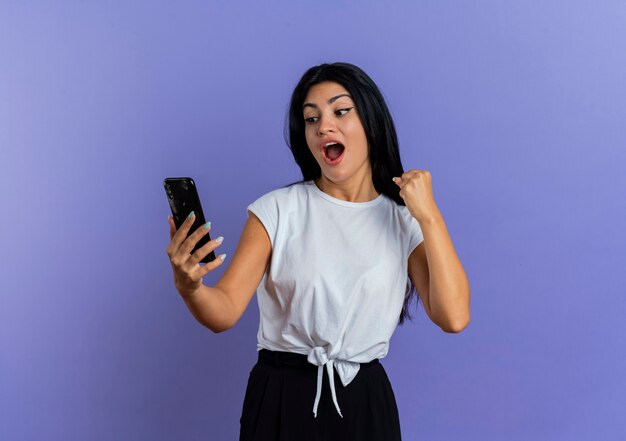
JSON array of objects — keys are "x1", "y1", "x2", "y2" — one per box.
[{"x1": 323, "y1": 142, "x2": 345, "y2": 162}]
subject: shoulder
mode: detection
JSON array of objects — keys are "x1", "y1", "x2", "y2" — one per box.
[
  {"x1": 389, "y1": 199, "x2": 423, "y2": 233},
  {"x1": 388, "y1": 198, "x2": 412, "y2": 221},
  {"x1": 254, "y1": 181, "x2": 309, "y2": 199},
  {"x1": 251, "y1": 180, "x2": 309, "y2": 204}
]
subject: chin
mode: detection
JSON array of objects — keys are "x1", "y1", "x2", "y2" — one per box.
[{"x1": 323, "y1": 172, "x2": 351, "y2": 183}]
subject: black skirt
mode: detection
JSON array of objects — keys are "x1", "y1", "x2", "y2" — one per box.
[{"x1": 239, "y1": 349, "x2": 402, "y2": 441}]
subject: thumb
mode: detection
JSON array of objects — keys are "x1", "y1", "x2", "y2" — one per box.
[
  {"x1": 168, "y1": 215, "x2": 177, "y2": 239},
  {"x1": 392, "y1": 176, "x2": 402, "y2": 185}
]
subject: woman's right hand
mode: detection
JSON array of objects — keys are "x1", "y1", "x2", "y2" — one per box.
[{"x1": 165, "y1": 212, "x2": 226, "y2": 299}]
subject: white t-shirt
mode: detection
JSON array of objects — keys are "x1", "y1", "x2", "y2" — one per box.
[{"x1": 246, "y1": 179, "x2": 424, "y2": 418}]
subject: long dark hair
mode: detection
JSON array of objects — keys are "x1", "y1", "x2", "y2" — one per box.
[{"x1": 282, "y1": 62, "x2": 420, "y2": 325}]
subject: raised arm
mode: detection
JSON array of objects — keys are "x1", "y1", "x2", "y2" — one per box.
[
  {"x1": 408, "y1": 214, "x2": 470, "y2": 333},
  {"x1": 395, "y1": 170, "x2": 470, "y2": 333}
]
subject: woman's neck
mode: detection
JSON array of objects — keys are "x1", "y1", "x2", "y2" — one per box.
[{"x1": 314, "y1": 174, "x2": 379, "y2": 203}]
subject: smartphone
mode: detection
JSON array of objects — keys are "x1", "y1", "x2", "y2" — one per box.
[{"x1": 163, "y1": 177, "x2": 216, "y2": 264}]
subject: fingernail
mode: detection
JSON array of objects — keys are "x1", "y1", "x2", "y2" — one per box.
[
  {"x1": 168, "y1": 214, "x2": 172, "y2": 222},
  {"x1": 219, "y1": 253, "x2": 227, "y2": 261},
  {"x1": 188, "y1": 211, "x2": 195, "y2": 219},
  {"x1": 215, "y1": 236, "x2": 224, "y2": 243},
  {"x1": 202, "y1": 221, "x2": 211, "y2": 230}
]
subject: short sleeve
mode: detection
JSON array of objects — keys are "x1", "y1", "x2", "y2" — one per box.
[
  {"x1": 246, "y1": 192, "x2": 278, "y2": 248},
  {"x1": 395, "y1": 203, "x2": 424, "y2": 257},
  {"x1": 407, "y1": 215, "x2": 424, "y2": 256}
]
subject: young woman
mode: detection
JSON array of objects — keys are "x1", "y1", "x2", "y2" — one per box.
[{"x1": 166, "y1": 62, "x2": 470, "y2": 440}]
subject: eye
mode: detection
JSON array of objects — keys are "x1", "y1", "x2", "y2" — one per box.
[{"x1": 304, "y1": 107, "x2": 353, "y2": 124}]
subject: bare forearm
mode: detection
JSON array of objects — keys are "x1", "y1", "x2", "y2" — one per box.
[
  {"x1": 420, "y1": 211, "x2": 470, "y2": 332},
  {"x1": 182, "y1": 285, "x2": 235, "y2": 333}
]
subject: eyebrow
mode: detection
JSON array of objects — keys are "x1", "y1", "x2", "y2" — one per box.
[{"x1": 302, "y1": 93, "x2": 352, "y2": 109}]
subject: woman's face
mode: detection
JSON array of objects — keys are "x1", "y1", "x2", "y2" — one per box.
[{"x1": 303, "y1": 81, "x2": 371, "y2": 184}]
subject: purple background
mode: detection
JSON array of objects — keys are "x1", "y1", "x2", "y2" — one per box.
[{"x1": 1, "y1": 1, "x2": 625, "y2": 440}]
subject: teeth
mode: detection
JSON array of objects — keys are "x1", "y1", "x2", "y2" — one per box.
[{"x1": 325, "y1": 141, "x2": 338, "y2": 147}]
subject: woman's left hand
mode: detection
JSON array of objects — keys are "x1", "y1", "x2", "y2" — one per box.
[{"x1": 392, "y1": 170, "x2": 440, "y2": 222}]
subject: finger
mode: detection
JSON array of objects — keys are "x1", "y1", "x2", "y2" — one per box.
[
  {"x1": 188, "y1": 235, "x2": 223, "y2": 267},
  {"x1": 198, "y1": 251, "x2": 228, "y2": 277},
  {"x1": 167, "y1": 211, "x2": 199, "y2": 259},
  {"x1": 168, "y1": 215, "x2": 176, "y2": 240},
  {"x1": 392, "y1": 176, "x2": 402, "y2": 186},
  {"x1": 166, "y1": 215, "x2": 180, "y2": 257},
  {"x1": 171, "y1": 211, "x2": 198, "y2": 247},
  {"x1": 179, "y1": 221, "x2": 213, "y2": 259}
]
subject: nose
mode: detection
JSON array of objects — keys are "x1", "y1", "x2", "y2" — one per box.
[{"x1": 317, "y1": 113, "x2": 336, "y2": 136}]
